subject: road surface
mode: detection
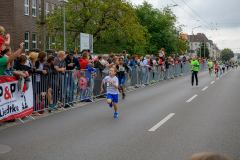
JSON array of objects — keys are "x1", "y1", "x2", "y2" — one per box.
[{"x1": 0, "y1": 69, "x2": 240, "y2": 160}]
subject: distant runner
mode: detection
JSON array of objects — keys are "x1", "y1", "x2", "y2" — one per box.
[
  {"x1": 215, "y1": 61, "x2": 219, "y2": 77},
  {"x1": 190, "y1": 56, "x2": 199, "y2": 86},
  {"x1": 219, "y1": 59, "x2": 223, "y2": 75},
  {"x1": 207, "y1": 59, "x2": 213, "y2": 76}
]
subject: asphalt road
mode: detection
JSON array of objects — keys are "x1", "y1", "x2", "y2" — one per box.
[{"x1": 0, "y1": 68, "x2": 240, "y2": 160}]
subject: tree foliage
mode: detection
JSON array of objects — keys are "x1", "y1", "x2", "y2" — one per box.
[
  {"x1": 196, "y1": 41, "x2": 210, "y2": 59},
  {"x1": 44, "y1": 0, "x2": 149, "y2": 54},
  {"x1": 221, "y1": 48, "x2": 234, "y2": 61},
  {"x1": 135, "y1": 2, "x2": 185, "y2": 56},
  {"x1": 41, "y1": 0, "x2": 188, "y2": 56}
]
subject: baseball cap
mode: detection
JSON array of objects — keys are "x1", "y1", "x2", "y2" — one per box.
[
  {"x1": 88, "y1": 63, "x2": 94, "y2": 68},
  {"x1": 69, "y1": 50, "x2": 74, "y2": 55}
]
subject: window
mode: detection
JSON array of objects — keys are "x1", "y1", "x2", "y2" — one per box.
[
  {"x1": 38, "y1": 36, "x2": 41, "y2": 49},
  {"x1": 32, "y1": 0, "x2": 36, "y2": 17},
  {"x1": 25, "y1": 0, "x2": 29, "y2": 15},
  {"x1": 58, "y1": 6, "x2": 61, "y2": 14},
  {"x1": 52, "y1": 4, "x2": 55, "y2": 12},
  {"x1": 25, "y1": 32, "x2": 29, "y2": 51},
  {"x1": 52, "y1": 36, "x2": 55, "y2": 49},
  {"x1": 46, "y1": 36, "x2": 50, "y2": 50},
  {"x1": 46, "y1": 2, "x2": 50, "y2": 16},
  {"x1": 195, "y1": 43, "x2": 197, "y2": 46},
  {"x1": 32, "y1": 33, "x2": 37, "y2": 49},
  {"x1": 39, "y1": 0, "x2": 41, "y2": 16}
]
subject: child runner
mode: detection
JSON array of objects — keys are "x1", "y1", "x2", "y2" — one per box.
[
  {"x1": 100, "y1": 67, "x2": 119, "y2": 118},
  {"x1": 116, "y1": 57, "x2": 129, "y2": 99}
]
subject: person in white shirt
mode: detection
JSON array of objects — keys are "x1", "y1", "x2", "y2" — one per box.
[{"x1": 100, "y1": 67, "x2": 119, "y2": 118}]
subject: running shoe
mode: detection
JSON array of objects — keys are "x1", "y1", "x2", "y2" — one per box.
[
  {"x1": 109, "y1": 101, "x2": 113, "y2": 108},
  {"x1": 4, "y1": 70, "x2": 13, "y2": 76},
  {"x1": 48, "y1": 104, "x2": 58, "y2": 110},
  {"x1": 114, "y1": 113, "x2": 118, "y2": 118},
  {"x1": 152, "y1": 80, "x2": 156, "y2": 83},
  {"x1": 122, "y1": 93, "x2": 126, "y2": 99}
]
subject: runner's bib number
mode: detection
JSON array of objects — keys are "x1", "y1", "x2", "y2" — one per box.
[
  {"x1": 107, "y1": 82, "x2": 114, "y2": 88},
  {"x1": 192, "y1": 66, "x2": 196, "y2": 69},
  {"x1": 119, "y1": 67, "x2": 125, "y2": 72}
]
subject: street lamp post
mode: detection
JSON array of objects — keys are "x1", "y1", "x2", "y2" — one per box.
[
  {"x1": 59, "y1": 0, "x2": 68, "y2": 51},
  {"x1": 191, "y1": 26, "x2": 201, "y2": 57}
]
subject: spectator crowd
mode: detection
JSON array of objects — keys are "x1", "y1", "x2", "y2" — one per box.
[{"x1": 0, "y1": 26, "x2": 238, "y2": 118}]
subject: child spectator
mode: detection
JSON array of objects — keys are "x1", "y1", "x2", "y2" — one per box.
[
  {"x1": 43, "y1": 55, "x2": 58, "y2": 110},
  {"x1": 12, "y1": 55, "x2": 30, "y2": 90},
  {"x1": 0, "y1": 26, "x2": 12, "y2": 75},
  {"x1": 0, "y1": 26, "x2": 10, "y2": 52},
  {"x1": 0, "y1": 43, "x2": 24, "y2": 77},
  {"x1": 100, "y1": 67, "x2": 119, "y2": 118},
  {"x1": 1, "y1": 46, "x2": 16, "y2": 76},
  {"x1": 34, "y1": 52, "x2": 47, "y2": 109},
  {"x1": 85, "y1": 63, "x2": 96, "y2": 88},
  {"x1": 78, "y1": 71, "x2": 90, "y2": 100}
]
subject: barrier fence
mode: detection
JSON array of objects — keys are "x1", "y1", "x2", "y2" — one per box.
[
  {"x1": 0, "y1": 63, "x2": 208, "y2": 121},
  {"x1": 31, "y1": 63, "x2": 207, "y2": 114}
]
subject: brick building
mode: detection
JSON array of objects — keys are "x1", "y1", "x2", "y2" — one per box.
[{"x1": 0, "y1": 0, "x2": 61, "y2": 53}]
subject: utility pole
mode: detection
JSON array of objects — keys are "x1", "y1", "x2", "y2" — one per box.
[
  {"x1": 40, "y1": 0, "x2": 46, "y2": 52},
  {"x1": 204, "y1": 33, "x2": 205, "y2": 58},
  {"x1": 200, "y1": 42, "x2": 201, "y2": 59}
]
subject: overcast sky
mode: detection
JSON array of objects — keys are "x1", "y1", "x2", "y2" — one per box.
[{"x1": 130, "y1": 0, "x2": 240, "y2": 53}]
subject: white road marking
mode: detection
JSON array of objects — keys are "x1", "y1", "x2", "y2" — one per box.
[
  {"x1": 148, "y1": 113, "x2": 175, "y2": 132},
  {"x1": 210, "y1": 81, "x2": 215, "y2": 84},
  {"x1": 202, "y1": 86, "x2": 208, "y2": 91},
  {"x1": 216, "y1": 78, "x2": 219, "y2": 80},
  {"x1": 186, "y1": 95, "x2": 198, "y2": 102}
]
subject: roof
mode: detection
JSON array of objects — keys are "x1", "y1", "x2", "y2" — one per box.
[{"x1": 188, "y1": 33, "x2": 212, "y2": 43}]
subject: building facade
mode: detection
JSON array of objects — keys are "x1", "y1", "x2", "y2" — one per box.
[
  {"x1": 0, "y1": 0, "x2": 61, "y2": 53},
  {"x1": 187, "y1": 33, "x2": 214, "y2": 58}
]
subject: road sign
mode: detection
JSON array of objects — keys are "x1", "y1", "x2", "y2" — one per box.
[{"x1": 80, "y1": 33, "x2": 93, "y2": 53}]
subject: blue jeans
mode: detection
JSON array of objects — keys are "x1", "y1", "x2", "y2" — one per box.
[{"x1": 80, "y1": 87, "x2": 91, "y2": 100}]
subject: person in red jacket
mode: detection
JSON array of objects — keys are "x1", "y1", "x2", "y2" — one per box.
[{"x1": 79, "y1": 51, "x2": 88, "y2": 70}]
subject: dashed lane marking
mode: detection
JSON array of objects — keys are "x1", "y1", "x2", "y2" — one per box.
[
  {"x1": 148, "y1": 113, "x2": 175, "y2": 132},
  {"x1": 186, "y1": 95, "x2": 198, "y2": 103},
  {"x1": 202, "y1": 86, "x2": 208, "y2": 91}
]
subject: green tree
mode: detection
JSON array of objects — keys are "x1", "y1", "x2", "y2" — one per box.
[
  {"x1": 135, "y1": 1, "x2": 185, "y2": 56},
  {"x1": 221, "y1": 48, "x2": 234, "y2": 61},
  {"x1": 197, "y1": 41, "x2": 210, "y2": 59},
  {"x1": 42, "y1": 0, "x2": 149, "y2": 54},
  {"x1": 237, "y1": 54, "x2": 240, "y2": 59}
]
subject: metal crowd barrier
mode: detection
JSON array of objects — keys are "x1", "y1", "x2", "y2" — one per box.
[
  {"x1": 32, "y1": 69, "x2": 94, "y2": 114},
  {"x1": 31, "y1": 63, "x2": 208, "y2": 113}
]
